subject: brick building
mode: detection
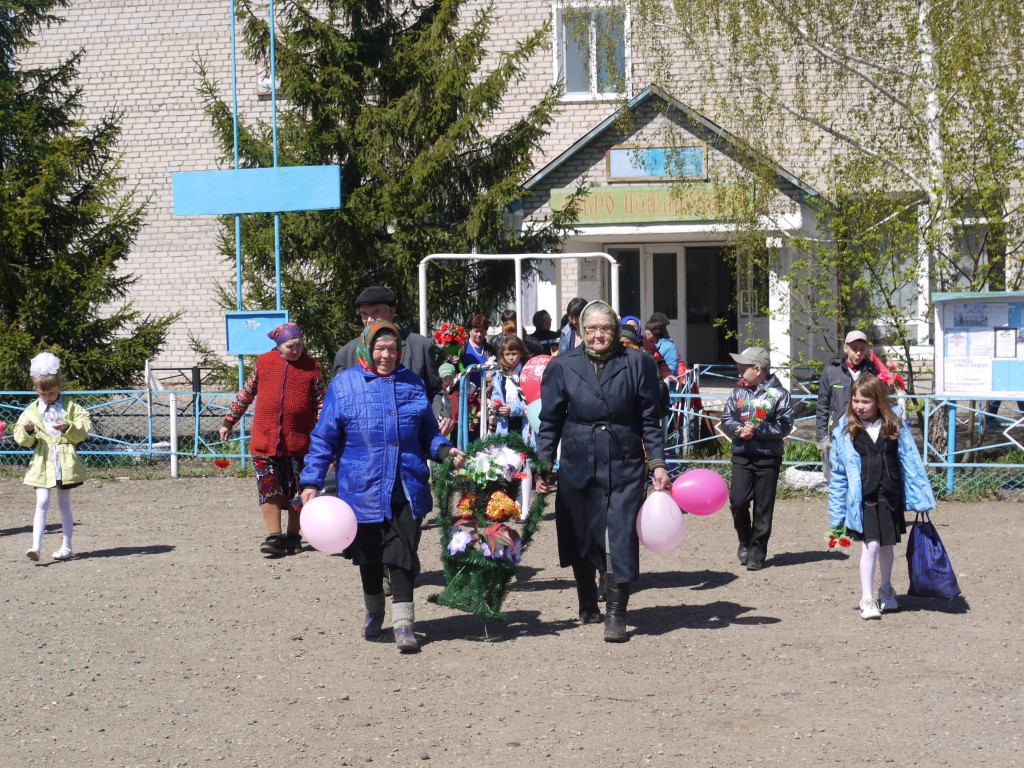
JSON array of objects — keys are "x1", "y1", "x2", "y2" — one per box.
[{"x1": 20, "y1": 1, "x2": 946, "y2": 379}]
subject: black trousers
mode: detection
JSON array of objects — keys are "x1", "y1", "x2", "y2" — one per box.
[{"x1": 729, "y1": 454, "x2": 783, "y2": 564}]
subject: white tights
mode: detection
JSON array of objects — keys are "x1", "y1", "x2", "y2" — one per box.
[
  {"x1": 860, "y1": 539, "x2": 894, "y2": 602},
  {"x1": 33, "y1": 487, "x2": 73, "y2": 552}
]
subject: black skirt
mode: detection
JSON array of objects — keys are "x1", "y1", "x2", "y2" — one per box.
[
  {"x1": 343, "y1": 502, "x2": 423, "y2": 576},
  {"x1": 848, "y1": 489, "x2": 906, "y2": 545}
]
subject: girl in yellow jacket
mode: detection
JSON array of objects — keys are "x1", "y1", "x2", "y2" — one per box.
[{"x1": 14, "y1": 353, "x2": 92, "y2": 562}]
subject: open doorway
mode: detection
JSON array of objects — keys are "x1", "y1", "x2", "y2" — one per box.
[{"x1": 685, "y1": 246, "x2": 736, "y2": 365}]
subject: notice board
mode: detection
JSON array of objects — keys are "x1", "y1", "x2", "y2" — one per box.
[{"x1": 934, "y1": 292, "x2": 1024, "y2": 398}]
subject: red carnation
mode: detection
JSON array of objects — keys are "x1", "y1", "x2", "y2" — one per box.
[
  {"x1": 214, "y1": 458, "x2": 230, "y2": 469},
  {"x1": 828, "y1": 538, "x2": 837, "y2": 549},
  {"x1": 839, "y1": 537, "x2": 852, "y2": 547},
  {"x1": 755, "y1": 408, "x2": 767, "y2": 420}
]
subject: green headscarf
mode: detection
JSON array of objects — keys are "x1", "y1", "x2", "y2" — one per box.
[
  {"x1": 357, "y1": 320, "x2": 403, "y2": 374},
  {"x1": 580, "y1": 300, "x2": 622, "y2": 362}
]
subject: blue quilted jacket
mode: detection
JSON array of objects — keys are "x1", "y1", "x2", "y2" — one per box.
[
  {"x1": 300, "y1": 365, "x2": 451, "y2": 523},
  {"x1": 828, "y1": 414, "x2": 936, "y2": 534}
]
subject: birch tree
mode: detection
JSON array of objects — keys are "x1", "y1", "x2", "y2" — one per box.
[{"x1": 625, "y1": 0, "x2": 1024, "y2": 395}]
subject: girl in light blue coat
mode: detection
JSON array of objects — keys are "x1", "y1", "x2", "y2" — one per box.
[
  {"x1": 829, "y1": 375, "x2": 935, "y2": 620},
  {"x1": 490, "y1": 335, "x2": 534, "y2": 446}
]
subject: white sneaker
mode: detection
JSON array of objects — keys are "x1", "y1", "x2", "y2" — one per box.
[
  {"x1": 878, "y1": 585, "x2": 899, "y2": 613},
  {"x1": 26, "y1": 548, "x2": 40, "y2": 562},
  {"x1": 859, "y1": 598, "x2": 882, "y2": 620},
  {"x1": 52, "y1": 546, "x2": 73, "y2": 561}
]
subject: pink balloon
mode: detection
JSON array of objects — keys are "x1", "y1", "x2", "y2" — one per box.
[
  {"x1": 300, "y1": 495, "x2": 358, "y2": 554},
  {"x1": 636, "y1": 492, "x2": 686, "y2": 554},
  {"x1": 671, "y1": 469, "x2": 728, "y2": 516},
  {"x1": 519, "y1": 355, "x2": 551, "y2": 404}
]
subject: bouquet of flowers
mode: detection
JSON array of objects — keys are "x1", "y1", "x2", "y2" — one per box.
[
  {"x1": 431, "y1": 434, "x2": 549, "y2": 620},
  {"x1": 827, "y1": 525, "x2": 852, "y2": 549},
  {"x1": 736, "y1": 389, "x2": 776, "y2": 426},
  {"x1": 434, "y1": 322, "x2": 468, "y2": 372},
  {"x1": 870, "y1": 351, "x2": 907, "y2": 391}
]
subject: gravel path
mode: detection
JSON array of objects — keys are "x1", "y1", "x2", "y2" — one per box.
[{"x1": 0, "y1": 477, "x2": 1019, "y2": 767}]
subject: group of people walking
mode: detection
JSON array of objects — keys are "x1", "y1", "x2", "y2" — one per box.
[{"x1": 11, "y1": 287, "x2": 935, "y2": 651}]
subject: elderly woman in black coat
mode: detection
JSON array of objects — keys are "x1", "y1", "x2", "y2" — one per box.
[{"x1": 535, "y1": 300, "x2": 670, "y2": 642}]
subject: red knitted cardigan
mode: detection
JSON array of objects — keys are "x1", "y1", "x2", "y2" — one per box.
[{"x1": 250, "y1": 350, "x2": 321, "y2": 457}]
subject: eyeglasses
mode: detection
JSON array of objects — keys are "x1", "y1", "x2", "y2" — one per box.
[{"x1": 583, "y1": 325, "x2": 615, "y2": 336}]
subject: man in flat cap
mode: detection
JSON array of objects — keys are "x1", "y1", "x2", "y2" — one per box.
[
  {"x1": 720, "y1": 346, "x2": 794, "y2": 571},
  {"x1": 815, "y1": 330, "x2": 879, "y2": 483}
]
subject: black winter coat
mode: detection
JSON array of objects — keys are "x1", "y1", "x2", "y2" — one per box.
[
  {"x1": 815, "y1": 357, "x2": 880, "y2": 442},
  {"x1": 536, "y1": 345, "x2": 665, "y2": 583}
]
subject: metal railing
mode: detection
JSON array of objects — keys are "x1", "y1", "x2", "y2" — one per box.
[{"x1": 3, "y1": 388, "x2": 1023, "y2": 496}]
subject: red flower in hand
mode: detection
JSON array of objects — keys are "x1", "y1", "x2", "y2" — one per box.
[
  {"x1": 755, "y1": 408, "x2": 767, "y2": 420},
  {"x1": 214, "y1": 458, "x2": 230, "y2": 469},
  {"x1": 839, "y1": 537, "x2": 852, "y2": 547},
  {"x1": 828, "y1": 537, "x2": 837, "y2": 549}
]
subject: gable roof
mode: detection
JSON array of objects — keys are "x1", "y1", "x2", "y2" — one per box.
[{"x1": 523, "y1": 85, "x2": 822, "y2": 205}]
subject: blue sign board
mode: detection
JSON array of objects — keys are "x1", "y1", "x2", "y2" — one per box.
[
  {"x1": 172, "y1": 166, "x2": 341, "y2": 216},
  {"x1": 226, "y1": 310, "x2": 290, "y2": 356}
]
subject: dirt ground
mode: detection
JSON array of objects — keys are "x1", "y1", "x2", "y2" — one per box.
[{"x1": 0, "y1": 476, "x2": 1020, "y2": 768}]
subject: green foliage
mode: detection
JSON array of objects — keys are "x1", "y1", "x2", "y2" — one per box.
[
  {"x1": 197, "y1": 0, "x2": 578, "y2": 369},
  {"x1": 626, "y1": 0, "x2": 1024, "y2": 394},
  {"x1": 0, "y1": 0, "x2": 178, "y2": 390},
  {"x1": 783, "y1": 440, "x2": 821, "y2": 464}
]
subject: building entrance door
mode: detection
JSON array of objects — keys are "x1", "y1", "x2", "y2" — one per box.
[{"x1": 685, "y1": 246, "x2": 736, "y2": 365}]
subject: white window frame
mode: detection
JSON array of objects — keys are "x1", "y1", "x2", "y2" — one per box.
[{"x1": 552, "y1": 1, "x2": 632, "y2": 101}]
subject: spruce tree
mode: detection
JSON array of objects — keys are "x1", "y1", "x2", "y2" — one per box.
[
  {"x1": 199, "y1": 0, "x2": 578, "y2": 363},
  {"x1": 0, "y1": 0, "x2": 177, "y2": 390}
]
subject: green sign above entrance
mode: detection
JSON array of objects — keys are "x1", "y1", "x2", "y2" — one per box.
[{"x1": 551, "y1": 183, "x2": 737, "y2": 224}]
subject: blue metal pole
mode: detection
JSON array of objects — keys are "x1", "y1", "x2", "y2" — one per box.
[
  {"x1": 947, "y1": 401, "x2": 956, "y2": 494},
  {"x1": 231, "y1": 1, "x2": 247, "y2": 470},
  {"x1": 269, "y1": 0, "x2": 283, "y2": 310}
]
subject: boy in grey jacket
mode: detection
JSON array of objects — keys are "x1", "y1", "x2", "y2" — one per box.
[{"x1": 720, "y1": 347, "x2": 794, "y2": 570}]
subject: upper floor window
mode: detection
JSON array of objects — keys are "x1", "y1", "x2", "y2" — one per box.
[{"x1": 555, "y1": 4, "x2": 629, "y2": 99}]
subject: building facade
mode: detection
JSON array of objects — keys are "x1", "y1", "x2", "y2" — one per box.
[{"x1": 22, "y1": 1, "x2": 936, "y2": 381}]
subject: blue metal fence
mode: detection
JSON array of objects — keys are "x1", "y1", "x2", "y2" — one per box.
[{"x1": 2, "y1": 388, "x2": 1023, "y2": 495}]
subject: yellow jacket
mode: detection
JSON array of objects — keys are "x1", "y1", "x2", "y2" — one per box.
[{"x1": 13, "y1": 398, "x2": 92, "y2": 488}]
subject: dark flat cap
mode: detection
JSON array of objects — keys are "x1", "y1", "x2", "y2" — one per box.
[
  {"x1": 650, "y1": 311, "x2": 670, "y2": 326},
  {"x1": 354, "y1": 286, "x2": 397, "y2": 307}
]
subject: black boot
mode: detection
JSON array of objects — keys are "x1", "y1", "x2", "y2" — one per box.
[
  {"x1": 604, "y1": 572, "x2": 631, "y2": 642},
  {"x1": 572, "y1": 563, "x2": 602, "y2": 624}
]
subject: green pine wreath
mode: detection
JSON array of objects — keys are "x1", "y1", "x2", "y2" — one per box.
[{"x1": 430, "y1": 433, "x2": 550, "y2": 620}]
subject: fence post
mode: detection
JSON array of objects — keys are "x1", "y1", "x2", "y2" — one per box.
[
  {"x1": 169, "y1": 392, "x2": 179, "y2": 479},
  {"x1": 946, "y1": 401, "x2": 956, "y2": 495}
]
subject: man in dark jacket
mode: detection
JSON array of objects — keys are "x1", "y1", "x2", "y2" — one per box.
[{"x1": 816, "y1": 330, "x2": 879, "y2": 482}]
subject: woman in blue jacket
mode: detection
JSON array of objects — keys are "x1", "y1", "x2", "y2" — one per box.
[
  {"x1": 301, "y1": 320, "x2": 464, "y2": 652},
  {"x1": 828, "y1": 375, "x2": 935, "y2": 621}
]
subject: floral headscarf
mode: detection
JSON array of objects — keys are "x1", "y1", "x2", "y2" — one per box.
[
  {"x1": 580, "y1": 300, "x2": 622, "y2": 362},
  {"x1": 267, "y1": 322, "x2": 302, "y2": 345},
  {"x1": 356, "y1": 320, "x2": 403, "y2": 374}
]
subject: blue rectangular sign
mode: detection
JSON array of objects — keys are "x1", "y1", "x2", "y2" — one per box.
[
  {"x1": 173, "y1": 166, "x2": 341, "y2": 216},
  {"x1": 226, "y1": 310, "x2": 290, "y2": 356}
]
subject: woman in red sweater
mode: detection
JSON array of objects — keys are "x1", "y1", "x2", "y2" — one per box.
[{"x1": 220, "y1": 323, "x2": 325, "y2": 556}]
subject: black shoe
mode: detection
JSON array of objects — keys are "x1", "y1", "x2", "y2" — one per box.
[
  {"x1": 260, "y1": 533, "x2": 288, "y2": 557},
  {"x1": 746, "y1": 559, "x2": 764, "y2": 571},
  {"x1": 737, "y1": 545, "x2": 748, "y2": 565},
  {"x1": 285, "y1": 532, "x2": 303, "y2": 555},
  {"x1": 579, "y1": 609, "x2": 604, "y2": 624}
]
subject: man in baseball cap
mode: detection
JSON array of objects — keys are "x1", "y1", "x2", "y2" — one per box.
[{"x1": 816, "y1": 330, "x2": 879, "y2": 483}]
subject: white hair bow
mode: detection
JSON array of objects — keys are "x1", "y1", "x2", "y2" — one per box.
[{"x1": 29, "y1": 352, "x2": 61, "y2": 379}]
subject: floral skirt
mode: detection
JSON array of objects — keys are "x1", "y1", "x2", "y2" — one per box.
[{"x1": 253, "y1": 455, "x2": 304, "y2": 514}]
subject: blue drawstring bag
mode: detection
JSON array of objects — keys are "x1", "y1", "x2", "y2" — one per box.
[{"x1": 906, "y1": 512, "x2": 961, "y2": 599}]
